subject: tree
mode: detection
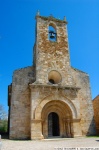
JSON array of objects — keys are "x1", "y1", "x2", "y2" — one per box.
[
  {"x1": 0, "y1": 104, "x2": 8, "y2": 133},
  {"x1": 0, "y1": 104, "x2": 7, "y2": 120}
]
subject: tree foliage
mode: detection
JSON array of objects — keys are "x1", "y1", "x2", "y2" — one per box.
[
  {"x1": 0, "y1": 104, "x2": 7, "y2": 120},
  {"x1": 0, "y1": 120, "x2": 8, "y2": 132},
  {"x1": 0, "y1": 104, "x2": 8, "y2": 133}
]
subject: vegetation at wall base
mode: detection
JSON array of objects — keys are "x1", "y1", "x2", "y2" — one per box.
[{"x1": 0, "y1": 120, "x2": 8, "y2": 133}]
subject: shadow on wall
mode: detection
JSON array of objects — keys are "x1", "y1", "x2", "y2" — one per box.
[{"x1": 86, "y1": 117, "x2": 96, "y2": 136}]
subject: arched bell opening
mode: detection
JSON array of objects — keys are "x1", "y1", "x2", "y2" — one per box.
[{"x1": 48, "y1": 24, "x2": 57, "y2": 42}]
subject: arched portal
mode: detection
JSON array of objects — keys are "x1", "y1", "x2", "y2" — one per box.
[
  {"x1": 41, "y1": 100, "x2": 73, "y2": 138},
  {"x1": 31, "y1": 98, "x2": 82, "y2": 139},
  {"x1": 48, "y1": 112, "x2": 60, "y2": 137}
]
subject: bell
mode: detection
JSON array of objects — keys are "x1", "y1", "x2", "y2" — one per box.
[
  {"x1": 50, "y1": 32, "x2": 55, "y2": 39},
  {"x1": 49, "y1": 31, "x2": 56, "y2": 39}
]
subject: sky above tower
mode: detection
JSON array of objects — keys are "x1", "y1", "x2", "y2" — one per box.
[{"x1": 0, "y1": 0, "x2": 99, "y2": 112}]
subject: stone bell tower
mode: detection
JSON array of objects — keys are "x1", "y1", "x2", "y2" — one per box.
[{"x1": 33, "y1": 12, "x2": 74, "y2": 86}]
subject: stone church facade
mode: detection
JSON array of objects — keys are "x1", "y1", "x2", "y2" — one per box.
[{"x1": 8, "y1": 13, "x2": 96, "y2": 139}]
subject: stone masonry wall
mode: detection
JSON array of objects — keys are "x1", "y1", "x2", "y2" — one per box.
[
  {"x1": 10, "y1": 66, "x2": 35, "y2": 139},
  {"x1": 93, "y1": 95, "x2": 99, "y2": 135},
  {"x1": 71, "y1": 67, "x2": 96, "y2": 135}
]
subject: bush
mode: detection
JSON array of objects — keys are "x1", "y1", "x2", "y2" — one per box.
[{"x1": 0, "y1": 120, "x2": 8, "y2": 133}]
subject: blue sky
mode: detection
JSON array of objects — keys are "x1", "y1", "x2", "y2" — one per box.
[{"x1": 0, "y1": 0, "x2": 99, "y2": 113}]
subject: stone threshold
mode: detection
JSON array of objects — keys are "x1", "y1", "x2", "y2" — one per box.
[{"x1": 42, "y1": 136, "x2": 87, "y2": 141}]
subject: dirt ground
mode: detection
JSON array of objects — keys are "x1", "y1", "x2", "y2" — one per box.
[{"x1": 1, "y1": 137, "x2": 99, "y2": 150}]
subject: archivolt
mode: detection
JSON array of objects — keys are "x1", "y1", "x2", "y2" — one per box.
[
  {"x1": 34, "y1": 93, "x2": 78, "y2": 119},
  {"x1": 41, "y1": 100, "x2": 72, "y2": 121}
]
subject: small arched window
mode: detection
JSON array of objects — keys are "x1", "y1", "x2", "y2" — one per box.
[{"x1": 49, "y1": 25, "x2": 57, "y2": 42}]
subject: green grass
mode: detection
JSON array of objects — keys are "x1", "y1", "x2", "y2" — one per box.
[{"x1": 86, "y1": 135, "x2": 99, "y2": 138}]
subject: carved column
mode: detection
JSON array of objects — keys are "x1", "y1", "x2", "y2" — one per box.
[
  {"x1": 67, "y1": 119, "x2": 71, "y2": 137},
  {"x1": 63, "y1": 118, "x2": 72, "y2": 137},
  {"x1": 62, "y1": 118, "x2": 67, "y2": 137}
]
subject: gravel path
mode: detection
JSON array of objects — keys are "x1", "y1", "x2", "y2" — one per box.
[{"x1": 1, "y1": 137, "x2": 99, "y2": 150}]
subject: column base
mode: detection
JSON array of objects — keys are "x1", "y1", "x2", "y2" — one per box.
[
  {"x1": 31, "y1": 119, "x2": 44, "y2": 140},
  {"x1": 31, "y1": 134, "x2": 44, "y2": 140}
]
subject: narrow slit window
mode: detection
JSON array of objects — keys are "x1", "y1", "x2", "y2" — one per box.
[{"x1": 49, "y1": 26, "x2": 57, "y2": 42}]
